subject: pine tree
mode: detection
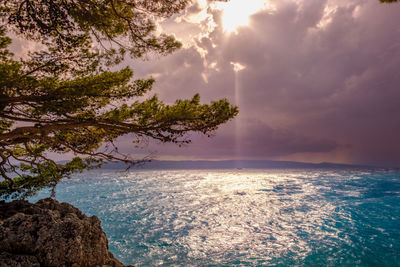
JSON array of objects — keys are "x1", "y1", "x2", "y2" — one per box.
[{"x1": 0, "y1": 0, "x2": 238, "y2": 199}]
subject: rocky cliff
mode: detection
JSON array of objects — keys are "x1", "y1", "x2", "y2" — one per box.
[{"x1": 0, "y1": 198, "x2": 131, "y2": 267}]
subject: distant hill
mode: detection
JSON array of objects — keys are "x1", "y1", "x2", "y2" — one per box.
[{"x1": 99, "y1": 160, "x2": 371, "y2": 170}]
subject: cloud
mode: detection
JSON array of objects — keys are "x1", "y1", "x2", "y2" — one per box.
[
  {"x1": 123, "y1": 0, "x2": 400, "y2": 166},
  {"x1": 117, "y1": 119, "x2": 339, "y2": 160}
]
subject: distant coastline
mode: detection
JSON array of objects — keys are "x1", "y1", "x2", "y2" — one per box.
[{"x1": 98, "y1": 159, "x2": 379, "y2": 170}]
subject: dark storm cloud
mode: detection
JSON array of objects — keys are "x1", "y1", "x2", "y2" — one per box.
[
  {"x1": 117, "y1": 119, "x2": 339, "y2": 160},
  {"x1": 196, "y1": 120, "x2": 339, "y2": 158},
  {"x1": 124, "y1": 0, "x2": 400, "y2": 166}
]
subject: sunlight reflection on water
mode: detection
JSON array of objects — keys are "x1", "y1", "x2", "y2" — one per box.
[{"x1": 30, "y1": 169, "x2": 400, "y2": 266}]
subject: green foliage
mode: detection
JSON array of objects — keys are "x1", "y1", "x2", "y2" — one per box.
[
  {"x1": 0, "y1": 1, "x2": 238, "y2": 199},
  {"x1": 0, "y1": 0, "x2": 185, "y2": 68}
]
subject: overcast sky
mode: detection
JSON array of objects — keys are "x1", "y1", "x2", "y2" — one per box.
[{"x1": 115, "y1": 0, "x2": 400, "y2": 167}]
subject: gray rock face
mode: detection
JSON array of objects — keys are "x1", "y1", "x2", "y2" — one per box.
[{"x1": 0, "y1": 198, "x2": 129, "y2": 267}]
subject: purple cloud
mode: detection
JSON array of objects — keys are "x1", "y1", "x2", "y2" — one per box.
[{"x1": 120, "y1": 0, "x2": 400, "y2": 167}]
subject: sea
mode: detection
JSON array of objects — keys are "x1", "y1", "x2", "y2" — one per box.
[{"x1": 29, "y1": 168, "x2": 400, "y2": 266}]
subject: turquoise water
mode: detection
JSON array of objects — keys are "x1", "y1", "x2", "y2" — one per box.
[{"x1": 30, "y1": 169, "x2": 400, "y2": 266}]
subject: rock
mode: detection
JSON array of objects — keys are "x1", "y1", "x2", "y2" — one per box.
[
  {"x1": 0, "y1": 198, "x2": 131, "y2": 267},
  {"x1": 0, "y1": 252, "x2": 40, "y2": 267}
]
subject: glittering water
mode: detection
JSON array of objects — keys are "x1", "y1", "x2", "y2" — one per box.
[{"x1": 30, "y1": 169, "x2": 400, "y2": 266}]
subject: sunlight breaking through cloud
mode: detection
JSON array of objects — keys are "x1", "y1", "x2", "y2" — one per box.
[
  {"x1": 231, "y1": 62, "x2": 246, "y2": 72},
  {"x1": 212, "y1": 0, "x2": 270, "y2": 33}
]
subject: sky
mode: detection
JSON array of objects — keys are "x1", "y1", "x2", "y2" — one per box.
[
  {"x1": 10, "y1": 0, "x2": 399, "y2": 167},
  {"x1": 112, "y1": 0, "x2": 400, "y2": 167}
]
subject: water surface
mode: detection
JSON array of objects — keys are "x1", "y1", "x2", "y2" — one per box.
[{"x1": 31, "y1": 169, "x2": 400, "y2": 266}]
